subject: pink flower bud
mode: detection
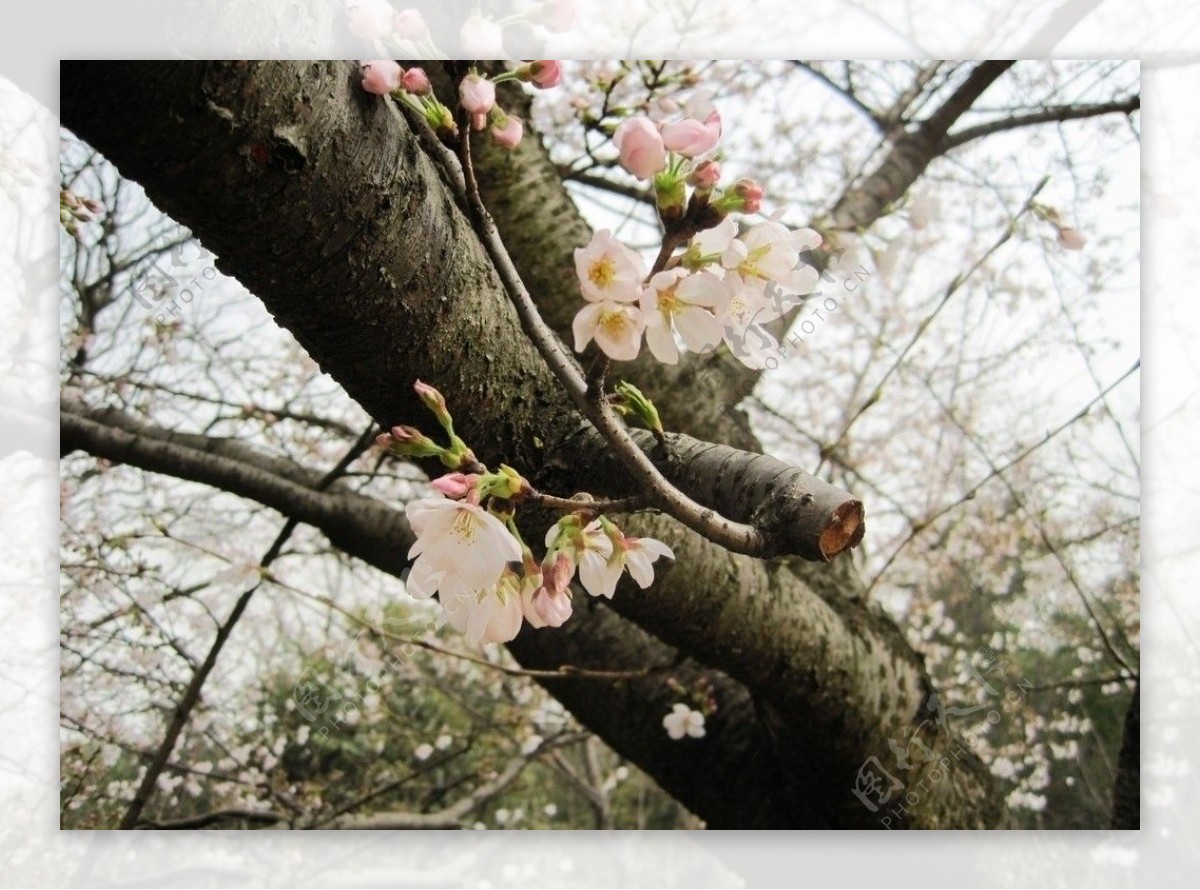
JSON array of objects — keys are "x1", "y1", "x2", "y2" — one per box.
[
  {"x1": 533, "y1": 586, "x2": 572, "y2": 627},
  {"x1": 528, "y1": 60, "x2": 563, "y2": 89},
  {"x1": 346, "y1": 0, "x2": 395, "y2": 39},
  {"x1": 413, "y1": 379, "x2": 449, "y2": 416},
  {"x1": 431, "y1": 472, "x2": 478, "y2": 499},
  {"x1": 375, "y1": 432, "x2": 394, "y2": 449},
  {"x1": 460, "y1": 14, "x2": 505, "y2": 57},
  {"x1": 688, "y1": 159, "x2": 721, "y2": 189},
  {"x1": 660, "y1": 110, "x2": 722, "y2": 158},
  {"x1": 459, "y1": 74, "x2": 496, "y2": 115},
  {"x1": 1057, "y1": 226, "x2": 1086, "y2": 251},
  {"x1": 612, "y1": 116, "x2": 667, "y2": 181},
  {"x1": 390, "y1": 424, "x2": 424, "y2": 443},
  {"x1": 490, "y1": 114, "x2": 524, "y2": 149},
  {"x1": 393, "y1": 8, "x2": 429, "y2": 39},
  {"x1": 471, "y1": 111, "x2": 488, "y2": 132},
  {"x1": 539, "y1": 0, "x2": 578, "y2": 32},
  {"x1": 360, "y1": 60, "x2": 402, "y2": 96},
  {"x1": 541, "y1": 551, "x2": 574, "y2": 596},
  {"x1": 733, "y1": 179, "x2": 765, "y2": 214},
  {"x1": 400, "y1": 67, "x2": 431, "y2": 95}
]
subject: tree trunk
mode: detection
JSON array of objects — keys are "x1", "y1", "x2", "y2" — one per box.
[{"x1": 60, "y1": 60, "x2": 1001, "y2": 828}]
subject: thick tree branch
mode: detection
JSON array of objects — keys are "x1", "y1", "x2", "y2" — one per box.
[
  {"x1": 942, "y1": 95, "x2": 1140, "y2": 150},
  {"x1": 829, "y1": 61, "x2": 1015, "y2": 230},
  {"x1": 61, "y1": 397, "x2": 414, "y2": 577}
]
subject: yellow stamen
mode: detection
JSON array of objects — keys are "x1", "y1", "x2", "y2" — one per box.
[{"x1": 589, "y1": 257, "x2": 616, "y2": 290}]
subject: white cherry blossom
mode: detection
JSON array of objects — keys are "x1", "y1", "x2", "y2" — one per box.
[
  {"x1": 663, "y1": 703, "x2": 706, "y2": 740},
  {"x1": 406, "y1": 497, "x2": 521, "y2": 598},
  {"x1": 574, "y1": 229, "x2": 645, "y2": 303},
  {"x1": 572, "y1": 300, "x2": 645, "y2": 361},
  {"x1": 640, "y1": 269, "x2": 726, "y2": 364}
]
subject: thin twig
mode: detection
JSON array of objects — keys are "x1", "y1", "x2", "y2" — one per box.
[
  {"x1": 525, "y1": 489, "x2": 650, "y2": 515},
  {"x1": 820, "y1": 176, "x2": 1050, "y2": 471}
]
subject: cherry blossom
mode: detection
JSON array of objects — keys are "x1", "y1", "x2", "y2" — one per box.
[
  {"x1": 459, "y1": 74, "x2": 496, "y2": 116},
  {"x1": 406, "y1": 497, "x2": 521, "y2": 598},
  {"x1": 526, "y1": 60, "x2": 563, "y2": 89},
  {"x1": 660, "y1": 110, "x2": 722, "y2": 158},
  {"x1": 524, "y1": 551, "x2": 573, "y2": 628},
  {"x1": 731, "y1": 179, "x2": 765, "y2": 214},
  {"x1": 621, "y1": 535, "x2": 676, "y2": 588},
  {"x1": 577, "y1": 519, "x2": 675, "y2": 599},
  {"x1": 524, "y1": 583, "x2": 572, "y2": 628},
  {"x1": 572, "y1": 301, "x2": 645, "y2": 361},
  {"x1": 721, "y1": 220, "x2": 820, "y2": 295},
  {"x1": 490, "y1": 114, "x2": 524, "y2": 149},
  {"x1": 663, "y1": 703, "x2": 706, "y2": 740},
  {"x1": 574, "y1": 229, "x2": 645, "y2": 303},
  {"x1": 719, "y1": 285, "x2": 784, "y2": 370},
  {"x1": 612, "y1": 117, "x2": 667, "y2": 180},
  {"x1": 430, "y1": 472, "x2": 478, "y2": 499},
  {"x1": 360, "y1": 60, "x2": 402, "y2": 96},
  {"x1": 689, "y1": 159, "x2": 721, "y2": 190},
  {"x1": 640, "y1": 268, "x2": 727, "y2": 364},
  {"x1": 441, "y1": 571, "x2": 526, "y2": 646},
  {"x1": 542, "y1": 516, "x2": 621, "y2": 600},
  {"x1": 400, "y1": 67, "x2": 431, "y2": 94}
]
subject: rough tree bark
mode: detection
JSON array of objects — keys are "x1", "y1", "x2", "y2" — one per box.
[{"x1": 60, "y1": 60, "x2": 1002, "y2": 828}]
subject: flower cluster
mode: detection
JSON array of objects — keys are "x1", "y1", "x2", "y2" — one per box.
[
  {"x1": 613, "y1": 103, "x2": 722, "y2": 180},
  {"x1": 573, "y1": 216, "x2": 821, "y2": 368},
  {"x1": 358, "y1": 60, "x2": 464, "y2": 139},
  {"x1": 382, "y1": 381, "x2": 673, "y2": 646},
  {"x1": 459, "y1": 63, "x2": 562, "y2": 150},
  {"x1": 358, "y1": 61, "x2": 563, "y2": 151},
  {"x1": 569, "y1": 95, "x2": 821, "y2": 369}
]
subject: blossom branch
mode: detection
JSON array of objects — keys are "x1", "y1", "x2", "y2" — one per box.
[{"x1": 452, "y1": 105, "x2": 824, "y2": 560}]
